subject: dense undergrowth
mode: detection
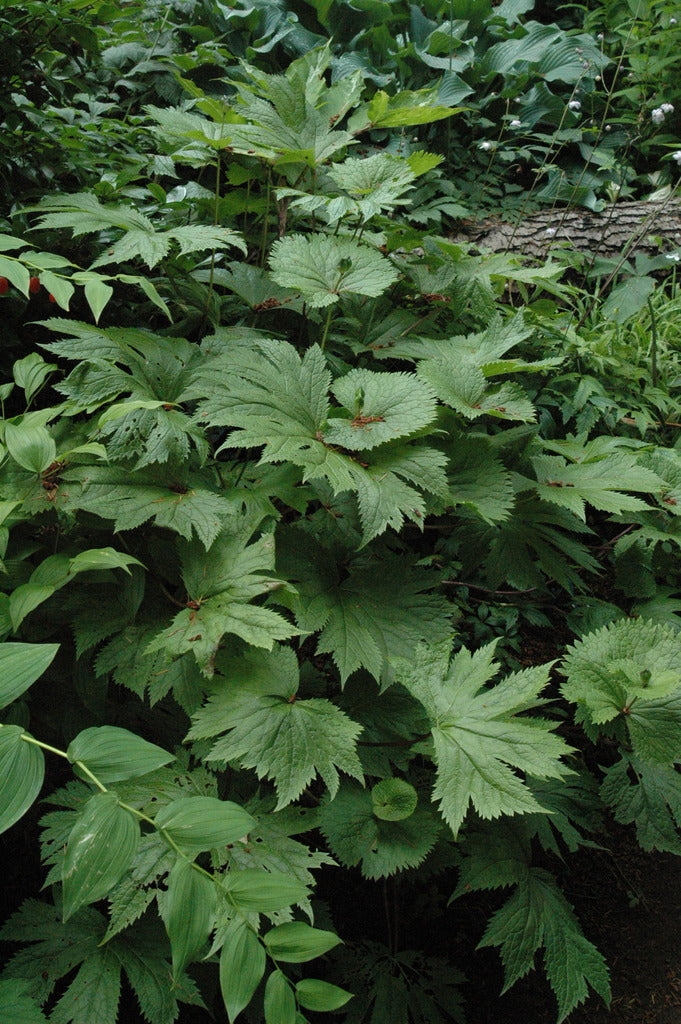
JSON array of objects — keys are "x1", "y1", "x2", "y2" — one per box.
[{"x1": 1, "y1": 1, "x2": 681, "y2": 1022}]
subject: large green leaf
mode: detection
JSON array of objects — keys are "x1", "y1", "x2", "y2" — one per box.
[
  {"x1": 154, "y1": 796, "x2": 256, "y2": 854},
  {"x1": 0, "y1": 726, "x2": 45, "y2": 835},
  {"x1": 395, "y1": 641, "x2": 571, "y2": 836},
  {"x1": 0, "y1": 980, "x2": 49, "y2": 1024},
  {"x1": 320, "y1": 783, "x2": 440, "y2": 879},
  {"x1": 0, "y1": 643, "x2": 58, "y2": 709},
  {"x1": 163, "y1": 858, "x2": 216, "y2": 979},
  {"x1": 219, "y1": 920, "x2": 266, "y2": 1023},
  {"x1": 269, "y1": 235, "x2": 398, "y2": 307},
  {"x1": 189, "y1": 646, "x2": 363, "y2": 807},
  {"x1": 560, "y1": 619, "x2": 681, "y2": 742},
  {"x1": 479, "y1": 869, "x2": 610, "y2": 1023},
  {"x1": 264, "y1": 971, "x2": 296, "y2": 1024},
  {"x1": 264, "y1": 922, "x2": 341, "y2": 963},
  {"x1": 67, "y1": 727, "x2": 173, "y2": 783},
  {"x1": 62, "y1": 793, "x2": 139, "y2": 920}
]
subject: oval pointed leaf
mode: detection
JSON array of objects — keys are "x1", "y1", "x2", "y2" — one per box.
[
  {"x1": 264, "y1": 922, "x2": 341, "y2": 963},
  {"x1": 264, "y1": 971, "x2": 296, "y2": 1024},
  {"x1": 154, "y1": 796, "x2": 256, "y2": 854},
  {"x1": 296, "y1": 979, "x2": 353, "y2": 1012},
  {"x1": 4, "y1": 423, "x2": 56, "y2": 473},
  {"x1": 67, "y1": 726, "x2": 173, "y2": 783},
  {"x1": 0, "y1": 726, "x2": 44, "y2": 834},
  {"x1": 223, "y1": 869, "x2": 309, "y2": 912},
  {"x1": 0, "y1": 643, "x2": 58, "y2": 710},
  {"x1": 164, "y1": 858, "x2": 216, "y2": 980},
  {"x1": 219, "y1": 919, "x2": 266, "y2": 1023},
  {"x1": 62, "y1": 791, "x2": 139, "y2": 920}
]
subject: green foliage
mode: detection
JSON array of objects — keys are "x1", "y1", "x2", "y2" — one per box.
[{"x1": 1, "y1": 5, "x2": 681, "y2": 1024}]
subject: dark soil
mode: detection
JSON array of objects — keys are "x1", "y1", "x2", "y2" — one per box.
[{"x1": 456, "y1": 825, "x2": 681, "y2": 1024}]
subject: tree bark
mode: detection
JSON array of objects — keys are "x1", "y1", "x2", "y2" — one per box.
[{"x1": 452, "y1": 200, "x2": 681, "y2": 259}]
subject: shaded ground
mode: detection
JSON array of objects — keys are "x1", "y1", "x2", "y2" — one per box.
[{"x1": 458, "y1": 825, "x2": 681, "y2": 1024}]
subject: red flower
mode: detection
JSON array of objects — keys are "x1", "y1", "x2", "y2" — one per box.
[
  {"x1": 29, "y1": 276, "x2": 41, "y2": 294},
  {"x1": 0, "y1": 277, "x2": 8, "y2": 294}
]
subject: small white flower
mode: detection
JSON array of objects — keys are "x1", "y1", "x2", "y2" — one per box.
[
  {"x1": 510, "y1": 119, "x2": 522, "y2": 128},
  {"x1": 605, "y1": 124, "x2": 612, "y2": 131},
  {"x1": 597, "y1": 32, "x2": 604, "y2": 40},
  {"x1": 568, "y1": 100, "x2": 581, "y2": 111},
  {"x1": 479, "y1": 141, "x2": 493, "y2": 151},
  {"x1": 661, "y1": 102, "x2": 675, "y2": 113},
  {"x1": 652, "y1": 107, "x2": 665, "y2": 124},
  {"x1": 672, "y1": 150, "x2": 681, "y2": 164},
  {"x1": 670, "y1": 16, "x2": 677, "y2": 24},
  {"x1": 665, "y1": 252, "x2": 681, "y2": 261},
  {"x1": 544, "y1": 227, "x2": 557, "y2": 237}
]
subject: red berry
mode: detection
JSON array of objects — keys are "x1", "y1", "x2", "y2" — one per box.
[
  {"x1": 0, "y1": 277, "x2": 8, "y2": 294},
  {"x1": 29, "y1": 276, "x2": 40, "y2": 294},
  {"x1": 48, "y1": 293, "x2": 56, "y2": 303}
]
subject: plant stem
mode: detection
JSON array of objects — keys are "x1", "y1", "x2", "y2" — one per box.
[
  {"x1": 647, "y1": 296, "x2": 658, "y2": 387},
  {"x1": 320, "y1": 305, "x2": 334, "y2": 350}
]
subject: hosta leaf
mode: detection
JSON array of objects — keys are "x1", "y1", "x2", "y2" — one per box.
[
  {"x1": 62, "y1": 792, "x2": 139, "y2": 920},
  {"x1": 296, "y1": 979, "x2": 352, "y2": 1012},
  {"x1": 264, "y1": 971, "x2": 296, "y2": 1024},
  {"x1": 269, "y1": 235, "x2": 398, "y2": 307},
  {"x1": 222, "y1": 869, "x2": 309, "y2": 912},
  {"x1": 0, "y1": 727, "x2": 45, "y2": 835},
  {"x1": 395, "y1": 641, "x2": 571, "y2": 836},
  {"x1": 264, "y1": 922, "x2": 341, "y2": 963}
]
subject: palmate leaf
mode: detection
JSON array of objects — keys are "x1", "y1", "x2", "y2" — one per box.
[
  {"x1": 532, "y1": 453, "x2": 663, "y2": 519},
  {"x1": 418, "y1": 360, "x2": 536, "y2": 421},
  {"x1": 196, "y1": 339, "x2": 446, "y2": 543},
  {"x1": 269, "y1": 235, "x2": 398, "y2": 307},
  {"x1": 456, "y1": 497, "x2": 599, "y2": 591},
  {"x1": 27, "y1": 193, "x2": 245, "y2": 270},
  {"x1": 278, "y1": 532, "x2": 451, "y2": 682},
  {"x1": 560, "y1": 620, "x2": 681, "y2": 745},
  {"x1": 601, "y1": 754, "x2": 681, "y2": 855},
  {"x1": 0, "y1": 901, "x2": 202, "y2": 1024},
  {"x1": 394, "y1": 640, "x2": 571, "y2": 836},
  {"x1": 325, "y1": 369, "x2": 437, "y2": 450},
  {"x1": 63, "y1": 465, "x2": 240, "y2": 548},
  {"x1": 320, "y1": 783, "x2": 441, "y2": 880},
  {"x1": 188, "y1": 646, "x2": 363, "y2": 806},
  {"x1": 0, "y1": 980, "x2": 49, "y2": 1024},
  {"x1": 479, "y1": 868, "x2": 610, "y2": 1023},
  {"x1": 147, "y1": 528, "x2": 296, "y2": 675}
]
